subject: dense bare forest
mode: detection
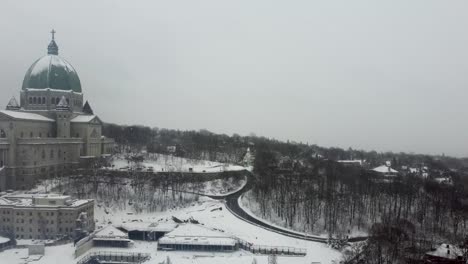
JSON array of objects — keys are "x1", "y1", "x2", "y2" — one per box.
[
  {"x1": 251, "y1": 144, "x2": 468, "y2": 262},
  {"x1": 103, "y1": 123, "x2": 468, "y2": 170}
]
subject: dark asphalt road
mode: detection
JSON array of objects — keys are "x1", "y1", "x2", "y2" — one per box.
[{"x1": 208, "y1": 171, "x2": 368, "y2": 244}]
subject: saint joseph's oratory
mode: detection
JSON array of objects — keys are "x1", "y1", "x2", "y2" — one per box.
[{"x1": 0, "y1": 31, "x2": 114, "y2": 190}]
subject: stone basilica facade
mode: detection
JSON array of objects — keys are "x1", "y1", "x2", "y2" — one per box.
[{"x1": 0, "y1": 32, "x2": 114, "y2": 190}]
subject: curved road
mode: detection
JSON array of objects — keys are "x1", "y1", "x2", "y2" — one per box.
[{"x1": 208, "y1": 171, "x2": 367, "y2": 243}]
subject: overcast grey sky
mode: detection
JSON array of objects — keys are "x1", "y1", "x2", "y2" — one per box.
[{"x1": 1, "y1": 0, "x2": 467, "y2": 157}]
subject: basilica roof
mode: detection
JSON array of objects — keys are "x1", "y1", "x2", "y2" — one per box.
[
  {"x1": 22, "y1": 31, "x2": 82, "y2": 93},
  {"x1": 70, "y1": 115, "x2": 102, "y2": 124},
  {"x1": 0, "y1": 110, "x2": 54, "y2": 122}
]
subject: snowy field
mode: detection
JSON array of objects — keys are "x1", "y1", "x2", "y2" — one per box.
[{"x1": 108, "y1": 153, "x2": 246, "y2": 173}]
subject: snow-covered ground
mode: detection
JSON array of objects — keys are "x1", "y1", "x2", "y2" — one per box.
[
  {"x1": 0, "y1": 242, "x2": 308, "y2": 264},
  {"x1": 2, "y1": 198, "x2": 342, "y2": 264},
  {"x1": 239, "y1": 195, "x2": 328, "y2": 238},
  {"x1": 241, "y1": 190, "x2": 368, "y2": 239},
  {"x1": 93, "y1": 197, "x2": 341, "y2": 263},
  {"x1": 193, "y1": 176, "x2": 247, "y2": 196},
  {"x1": 108, "y1": 153, "x2": 245, "y2": 173}
]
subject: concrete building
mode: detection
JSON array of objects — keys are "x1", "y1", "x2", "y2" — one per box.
[
  {"x1": 0, "y1": 31, "x2": 114, "y2": 190},
  {"x1": 0, "y1": 193, "x2": 94, "y2": 240}
]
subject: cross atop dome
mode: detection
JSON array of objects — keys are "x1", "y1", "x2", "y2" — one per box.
[{"x1": 47, "y1": 29, "x2": 59, "y2": 55}]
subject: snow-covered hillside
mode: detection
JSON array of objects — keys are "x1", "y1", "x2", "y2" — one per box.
[{"x1": 108, "y1": 153, "x2": 245, "y2": 173}]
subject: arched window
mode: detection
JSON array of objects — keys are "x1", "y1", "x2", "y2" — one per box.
[
  {"x1": 41, "y1": 150, "x2": 46, "y2": 160},
  {"x1": 50, "y1": 149, "x2": 54, "y2": 159},
  {"x1": 30, "y1": 132, "x2": 33, "y2": 138},
  {"x1": 28, "y1": 97, "x2": 32, "y2": 104},
  {"x1": 42, "y1": 97, "x2": 46, "y2": 104},
  {"x1": 0, "y1": 129, "x2": 6, "y2": 138},
  {"x1": 33, "y1": 97, "x2": 37, "y2": 104}
]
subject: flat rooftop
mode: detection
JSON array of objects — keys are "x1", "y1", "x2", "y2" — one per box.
[
  {"x1": 158, "y1": 224, "x2": 237, "y2": 247},
  {"x1": 0, "y1": 192, "x2": 93, "y2": 208}
]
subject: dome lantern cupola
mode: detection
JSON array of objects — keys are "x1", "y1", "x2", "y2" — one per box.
[{"x1": 47, "y1": 29, "x2": 59, "y2": 55}]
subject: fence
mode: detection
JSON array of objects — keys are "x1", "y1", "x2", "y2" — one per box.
[
  {"x1": 237, "y1": 239, "x2": 306, "y2": 256},
  {"x1": 76, "y1": 251, "x2": 150, "y2": 264}
]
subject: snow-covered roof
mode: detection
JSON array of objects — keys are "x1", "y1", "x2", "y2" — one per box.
[
  {"x1": 159, "y1": 224, "x2": 236, "y2": 246},
  {"x1": 338, "y1": 160, "x2": 365, "y2": 165},
  {"x1": 24, "y1": 88, "x2": 81, "y2": 94},
  {"x1": 372, "y1": 165, "x2": 398, "y2": 174},
  {"x1": 0, "y1": 197, "x2": 14, "y2": 205},
  {"x1": 159, "y1": 235, "x2": 236, "y2": 247},
  {"x1": 426, "y1": 243, "x2": 463, "y2": 259},
  {"x1": 0, "y1": 236, "x2": 10, "y2": 244},
  {"x1": 94, "y1": 226, "x2": 128, "y2": 239},
  {"x1": 70, "y1": 115, "x2": 100, "y2": 123},
  {"x1": 120, "y1": 222, "x2": 178, "y2": 233},
  {"x1": 0, "y1": 110, "x2": 54, "y2": 122},
  {"x1": 0, "y1": 193, "x2": 92, "y2": 208}
]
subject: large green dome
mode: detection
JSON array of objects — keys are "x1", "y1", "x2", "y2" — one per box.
[{"x1": 22, "y1": 54, "x2": 82, "y2": 93}]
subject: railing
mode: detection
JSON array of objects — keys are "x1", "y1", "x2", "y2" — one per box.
[
  {"x1": 77, "y1": 251, "x2": 150, "y2": 264},
  {"x1": 237, "y1": 238, "x2": 306, "y2": 256}
]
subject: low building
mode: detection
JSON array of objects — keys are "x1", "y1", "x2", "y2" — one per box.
[
  {"x1": 158, "y1": 224, "x2": 237, "y2": 252},
  {"x1": 372, "y1": 165, "x2": 398, "y2": 177},
  {"x1": 74, "y1": 225, "x2": 132, "y2": 258},
  {"x1": 0, "y1": 193, "x2": 94, "y2": 240},
  {"x1": 92, "y1": 226, "x2": 131, "y2": 248},
  {"x1": 119, "y1": 222, "x2": 178, "y2": 241},
  {"x1": 424, "y1": 243, "x2": 464, "y2": 264}
]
